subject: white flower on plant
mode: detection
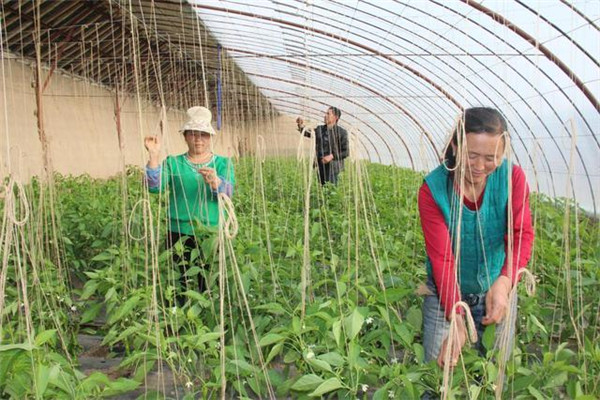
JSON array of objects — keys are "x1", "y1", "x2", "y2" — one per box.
[
  {"x1": 171, "y1": 306, "x2": 177, "y2": 314},
  {"x1": 391, "y1": 357, "x2": 398, "y2": 364},
  {"x1": 388, "y1": 390, "x2": 395, "y2": 399},
  {"x1": 187, "y1": 358, "x2": 192, "y2": 363},
  {"x1": 361, "y1": 384, "x2": 369, "y2": 392},
  {"x1": 365, "y1": 317, "x2": 374, "y2": 325},
  {"x1": 306, "y1": 350, "x2": 315, "y2": 360},
  {"x1": 70, "y1": 305, "x2": 77, "y2": 312},
  {"x1": 185, "y1": 381, "x2": 193, "y2": 389}
]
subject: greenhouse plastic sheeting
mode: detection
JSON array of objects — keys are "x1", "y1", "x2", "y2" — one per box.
[{"x1": 190, "y1": 0, "x2": 599, "y2": 212}]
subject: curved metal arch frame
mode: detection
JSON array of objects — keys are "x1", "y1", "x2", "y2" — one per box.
[
  {"x1": 265, "y1": 98, "x2": 384, "y2": 164},
  {"x1": 191, "y1": 3, "x2": 463, "y2": 109},
  {"x1": 259, "y1": 86, "x2": 404, "y2": 166},
  {"x1": 430, "y1": 0, "x2": 597, "y2": 209},
  {"x1": 227, "y1": 47, "x2": 440, "y2": 157},
  {"x1": 237, "y1": 58, "x2": 439, "y2": 165},
  {"x1": 216, "y1": 50, "x2": 438, "y2": 165},
  {"x1": 192, "y1": 14, "x2": 454, "y2": 141},
  {"x1": 247, "y1": 72, "x2": 417, "y2": 166},
  {"x1": 189, "y1": 20, "x2": 454, "y2": 163},
  {"x1": 191, "y1": 0, "x2": 598, "y2": 211},
  {"x1": 199, "y1": 7, "x2": 536, "y2": 172},
  {"x1": 294, "y1": 0, "x2": 592, "y2": 202}
]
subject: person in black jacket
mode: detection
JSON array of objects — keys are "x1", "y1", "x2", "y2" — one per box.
[{"x1": 296, "y1": 106, "x2": 349, "y2": 185}]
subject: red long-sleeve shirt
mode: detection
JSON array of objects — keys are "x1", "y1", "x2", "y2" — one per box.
[{"x1": 418, "y1": 165, "x2": 534, "y2": 319}]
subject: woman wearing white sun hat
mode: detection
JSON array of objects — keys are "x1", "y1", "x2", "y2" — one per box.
[{"x1": 144, "y1": 106, "x2": 234, "y2": 303}]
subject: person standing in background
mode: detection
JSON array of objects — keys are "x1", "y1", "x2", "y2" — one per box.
[{"x1": 296, "y1": 106, "x2": 349, "y2": 185}]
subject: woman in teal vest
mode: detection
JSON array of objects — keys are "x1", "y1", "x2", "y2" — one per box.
[
  {"x1": 144, "y1": 106, "x2": 235, "y2": 305},
  {"x1": 418, "y1": 107, "x2": 534, "y2": 369}
]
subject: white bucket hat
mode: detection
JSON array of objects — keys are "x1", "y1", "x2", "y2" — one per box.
[{"x1": 179, "y1": 106, "x2": 216, "y2": 135}]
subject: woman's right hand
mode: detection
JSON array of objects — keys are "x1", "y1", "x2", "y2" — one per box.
[
  {"x1": 437, "y1": 315, "x2": 467, "y2": 368},
  {"x1": 144, "y1": 136, "x2": 161, "y2": 155}
]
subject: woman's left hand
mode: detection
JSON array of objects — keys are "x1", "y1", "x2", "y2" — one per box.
[
  {"x1": 482, "y1": 275, "x2": 511, "y2": 325},
  {"x1": 198, "y1": 167, "x2": 221, "y2": 190}
]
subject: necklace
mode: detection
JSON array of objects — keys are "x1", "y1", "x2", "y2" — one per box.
[{"x1": 184, "y1": 153, "x2": 214, "y2": 170}]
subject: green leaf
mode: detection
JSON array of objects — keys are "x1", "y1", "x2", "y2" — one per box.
[
  {"x1": 184, "y1": 266, "x2": 201, "y2": 277},
  {"x1": 230, "y1": 359, "x2": 259, "y2": 374},
  {"x1": 308, "y1": 377, "x2": 343, "y2": 397},
  {"x1": 283, "y1": 350, "x2": 300, "y2": 363},
  {"x1": 468, "y1": 384, "x2": 481, "y2": 399},
  {"x1": 373, "y1": 385, "x2": 389, "y2": 400},
  {"x1": 105, "y1": 287, "x2": 117, "y2": 302},
  {"x1": 290, "y1": 374, "x2": 324, "y2": 391},
  {"x1": 197, "y1": 332, "x2": 222, "y2": 346},
  {"x1": 34, "y1": 329, "x2": 57, "y2": 346},
  {"x1": 527, "y1": 386, "x2": 546, "y2": 400},
  {"x1": 307, "y1": 358, "x2": 333, "y2": 373},
  {"x1": 292, "y1": 316, "x2": 301, "y2": 334},
  {"x1": 0, "y1": 343, "x2": 36, "y2": 352},
  {"x1": 332, "y1": 319, "x2": 342, "y2": 347},
  {"x1": 183, "y1": 290, "x2": 211, "y2": 307},
  {"x1": 111, "y1": 325, "x2": 139, "y2": 344},
  {"x1": 512, "y1": 375, "x2": 536, "y2": 392},
  {"x1": 259, "y1": 333, "x2": 286, "y2": 347},
  {"x1": 413, "y1": 343, "x2": 424, "y2": 363},
  {"x1": 254, "y1": 302, "x2": 287, "y2": 315},
  {"x1": 107, "y1": 295, "x2": 141, "y2": 324},
  {"x1": 80, "y1": 280, "x2": 99, "y2": 300},
  {"x1": 317, "y1": 352, "x2": 345, "y2": 367},
  {"x1": 190, "y1": 248, "x2": 200, "y2": 262},
  {"x1": 529, "y1": 315, "x2": 548, "y2": 335},
  {"x1": 405, "y1": 306, "x2": 422, "y2": 330},
  {"x1": 348, "y1": 342, "x2": 361, "y2": 369},
  {"x1": 377, "y1": 306, "x2": 391, "y2": 327},
  {"x1": 344, "y1": 308, "x2": 365, "y2": 341},
  {"x1": 91, "y1": 251, "x2": 114, "y2": 262},
  {"x1": 35, "y1": 363, "x2": 52, "y2": 396},
  {"x1": 80, "y1": 302, "x2": 103, "y2": 324},
  {"x1": 487, "y1": 363, "x2": 498, "y2": 382},
  {"x1": 395, "y1": 323, "x2": 413, "y2": 346},
  {"x1": 104, "y1": 377, "x2": 141, "y2": 395},
  {"x1": 266, "y1": 342, "x2": 283, "y2": 364},
  {"x1": 543, "y1": 371, "x2": 568, "y2": 389},
  {"x1": 482, "y1": 324, "x2": 496, "y2": 351},
  {"x1": 377, "y1": 287, "x2": 412, "y2": 303}
]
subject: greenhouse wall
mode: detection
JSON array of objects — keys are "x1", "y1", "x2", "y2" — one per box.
[{"x1": 0, "y1": 58, "x2": 317, "y2": 180}]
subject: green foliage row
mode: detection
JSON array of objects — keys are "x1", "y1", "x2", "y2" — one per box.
[{"x1": 0, "y1": 158, "x2": 598, "y2": 399}]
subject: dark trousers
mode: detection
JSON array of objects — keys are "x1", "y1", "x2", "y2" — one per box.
[
  {"x1": 166, "y1": 231, "x2": 208, "y2": 305},
  {"x1": 317, "y1": 161, "x2": 339, "y2": 185}
]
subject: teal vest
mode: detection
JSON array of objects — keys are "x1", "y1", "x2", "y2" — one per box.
[{"x1": 425, "y1": 160, "x2": 510, "y2": 295}]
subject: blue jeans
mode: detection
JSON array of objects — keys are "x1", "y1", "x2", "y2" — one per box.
[{"x1": 422, "y1": 276, "x2": 517, "y2": 363}]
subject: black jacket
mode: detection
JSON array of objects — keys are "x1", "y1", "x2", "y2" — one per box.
[{"x1": 304, "y1": 124, "x2": 349, "y2": 162}]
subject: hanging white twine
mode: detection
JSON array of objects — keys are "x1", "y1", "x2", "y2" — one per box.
[{"x1": 218, "y1": 192, "x2": 238, "y2": 240}]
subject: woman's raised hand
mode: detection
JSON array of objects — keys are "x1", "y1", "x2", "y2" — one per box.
[
  {"x1": 144, "y1": 135, "x2": 161, "y2": 155},
  {"x1": 145, "y1": 136, "x2": 161, "y2": 169}
]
